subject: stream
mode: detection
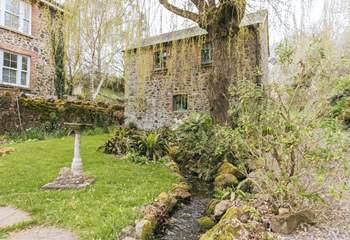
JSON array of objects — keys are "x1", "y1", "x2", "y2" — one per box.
[{"x1": 156, "y1": 178, "x2": 212, "y2": 240}]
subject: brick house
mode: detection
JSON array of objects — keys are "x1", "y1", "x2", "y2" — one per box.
[
  {"x1": 0, "y1": 0, "x2": 62, "y2": 96},
  {"x1": 125, "y1": 10, "x2": 269, "y2": 129}
]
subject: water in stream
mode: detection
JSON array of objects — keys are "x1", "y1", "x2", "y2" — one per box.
[{"x1": 156, "y1": 179, "x2": 212, "y2": 240}]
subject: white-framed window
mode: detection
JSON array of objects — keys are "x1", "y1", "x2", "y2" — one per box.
[
  {"x1": 0, "y1": 50, "x2": 31, "y2": 88},
  {"x1": 0, "y1": 0, "x2": 32, "y2": 35}
]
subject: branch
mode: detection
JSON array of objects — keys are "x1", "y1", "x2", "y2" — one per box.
[
  {"x1": 159, "y1": 0, "x2": 200, "y2": 23},
  {"x1": 190, "y1": 0, "x2": 207, "y2": 12}
]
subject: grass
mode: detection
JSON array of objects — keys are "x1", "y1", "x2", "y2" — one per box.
[{"x1": 0, "y1": 134, "x2": 176, "y2": 240}]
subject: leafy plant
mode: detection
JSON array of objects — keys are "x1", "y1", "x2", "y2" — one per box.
[
  {"x1": 137, "y1": 132, "x2": 168, "y2": 162},
  {"x1": 171, "y1": 113, "x2": 236, "y2": 180}
]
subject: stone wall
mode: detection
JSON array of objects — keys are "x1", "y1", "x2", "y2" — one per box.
[
  {"x1": 0, "y1": 88, "x2": 124, "y2": 134},
  {"x1": 125, "y1": 23, "x2": 269, "y2": 130},
  {"x1": 0, "y1": 0, "x2": 59, "y2": 96}
]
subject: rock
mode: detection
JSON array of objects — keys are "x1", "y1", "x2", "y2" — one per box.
[
  {"x1": 171, "y1": 187, "x2": 191, "y2": 202},
  {"x1": 278, "y1": 208, "x2": 290, "y2": 215},
  {"x1": 217, "y1": 160, "x2": 245, "y2": 179},
  {"x1": 135, "y1": 219, "x2": 156, "y2": 240},
  {"x1": 269, "y1": 210, "x2": 315, "y2": 234},
  {"x1": 214, "y1": 200, "x2": 233, "y2": 219},
  {"x1": 117, "y1": 225, "x2": 135, "y2": 240},
  {"x1": 214, "y1": 174, "x2": 238, "y2": 188},
  {"x1": 200, "y1": 207, "x2": 245, "y2": 240},
  {"x1": 0, "y1": 147, "x2": 15, "y2": 156},
  {"x1": 155, "y1": 192, "x2": 177, "y2": 212},
  {"x1": 197, "y1": 216, "x2": 216, "y2": 232}
]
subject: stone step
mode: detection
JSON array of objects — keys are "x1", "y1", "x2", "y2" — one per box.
[
  {"x1": 0, "y1": 207, "x2": 31, "y2": 229},
  {"x1": 7, "y1": 226, "x2": 77, "y2": 240}
]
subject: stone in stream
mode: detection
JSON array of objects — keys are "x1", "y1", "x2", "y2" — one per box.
[
  {"x1": 213, "y1": 200, "x2": 233, "y2": 219},
  {"x1": 0, "y1": 206, "x2": 31, "y2": 229}
]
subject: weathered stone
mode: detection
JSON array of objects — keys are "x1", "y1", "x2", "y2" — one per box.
[
  {"x1": 269, "y1": 210, "x2": 315, "y2": 234},
  {"x1": 41, "y1": 167, "x2": 95, "y2": 190},
  {"x1": 214, "y1": 174, "x2": 238, "y2": 188},
  {"x1": 117, "y1": 225, "x2": 136, "y2": 240},
  {"x1": 155, "y1": 192, "x2": 177, "y2": 212},
  {"x1": 8, "y1": 226, "x2": 77, "y2": 240},
  {"x1": 217, "y1": 161, "x2": 245, "y2": 179},
  {"x1": 213, "y1": 200, "x2": 233, "y2": 219},
  {"x1": 135, "y1": 219, "x2": 156, "y2": 240},
  {"x1": 0, "y1": 206, "x2": 31, "y2": 229},
  {"x1": 200, "y1": 207, "x2": 245, "y2": 240},
  {"x1": 278, "y1": 208, "x2": 290, "y2": 216}
]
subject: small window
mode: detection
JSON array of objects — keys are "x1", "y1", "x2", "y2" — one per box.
[
  {"x1": 0, "y1": 50, "x2": 30, "y2": 87},
  {"x1": 201, "y1": 43, "x2": 213, "y2": 65},
  {"x1": 173, "y1": 95, "x2": 188, "y2": 112},
  {"x1": 154, "y1": 50, "x2": 167, "y2": 70}
]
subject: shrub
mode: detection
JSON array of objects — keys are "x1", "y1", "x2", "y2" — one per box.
[
  {"x1": 102, "y1": 127, "x2": 171, "y2": 163},
  {"x1": 229, "y1": 77, "x2": 349, "y2": 215},
  {"x1": 171, "y1": 113, "x2": 237, "y2": 180},
  {"x1": 137, "y1": 132, "x2": 169, "y2": 162}
]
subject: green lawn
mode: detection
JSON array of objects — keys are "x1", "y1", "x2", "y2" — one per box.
[{"x1": 0, "y1": 134, "x2": 176, "y2": 240}]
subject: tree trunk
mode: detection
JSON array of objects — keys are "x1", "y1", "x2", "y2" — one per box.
[{"x1": 207, "y1": 30, "x2": 237, "y2": 124}]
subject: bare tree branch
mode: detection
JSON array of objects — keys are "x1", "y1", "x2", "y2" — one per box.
[{"x1": 159, "y1": 0, "x2": 200, "y2": 23}]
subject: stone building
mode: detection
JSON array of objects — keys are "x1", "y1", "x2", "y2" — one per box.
[
  {"x1": 0, "y1": 0, "x2": 62, "y2": 96},
  {"x1": 125, "y1": 10, "x2": 269, "y2": 129}
]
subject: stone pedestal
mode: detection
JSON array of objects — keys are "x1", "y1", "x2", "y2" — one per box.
[{"x1": 42, "y1": 122, "x2": 95, "y2": 190}]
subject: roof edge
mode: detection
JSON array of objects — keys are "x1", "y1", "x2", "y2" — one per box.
[{"x1": 126, "y1": 9, "x2": 268, "y2": 50}]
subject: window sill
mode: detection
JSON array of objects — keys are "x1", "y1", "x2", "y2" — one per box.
[
  {"x1": 0, "y1": 83, "x2": 30, "y2": 91},
  {"x1": 153, "y1": 68, "x2": 168, "y2": 74},
  {"x1": 173, "y1": 110, "x2": 188, "y2": 113},
  {"x1": 201, "y1": 63, "x2": 213, "y2": 68},
  {"x1": 0, "y1": 25, "x2": 33, "y2": 39}
]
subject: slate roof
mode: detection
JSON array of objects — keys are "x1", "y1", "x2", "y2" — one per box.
[{"x1": 127, "y1": 10, "x2": 268, "y2": 50}]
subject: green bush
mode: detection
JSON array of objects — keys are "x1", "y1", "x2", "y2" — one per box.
[
  {"x1": 171, "y1": 113, "x2": 237, "y2": 180},
  {"x1": 102, "y1": 127, "x2": 170, "y2": 163}
]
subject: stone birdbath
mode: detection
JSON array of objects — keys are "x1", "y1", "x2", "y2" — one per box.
[{"x1": 42, "y1": 122, "x2": 95, "y2": 190}]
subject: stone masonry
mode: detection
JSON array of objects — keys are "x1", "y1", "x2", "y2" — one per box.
[
  {"x1": 125, "y1": 10, "x2": 269, "y2": 129},
  {"x1": 0, "y1": 0, "x2": 62, "y2": 96}
]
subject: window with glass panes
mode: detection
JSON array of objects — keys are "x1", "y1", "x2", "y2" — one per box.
[
  {"x1": 173, "y1": 95, "x2": 188, "y2": 112},
  {"x1": 0, "y1": 50, "x2": 30, "y2": 87},
  {"x1": 201, "y1": 43, "x2": 213, "y2": 65},
  {"x1": 0, "y1": 0, "x2": 32, "y2": 35},
  {"x1": 154, "y1": 50, "x2": 168, "y2": 70}
]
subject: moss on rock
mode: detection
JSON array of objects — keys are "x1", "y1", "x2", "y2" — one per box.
[
  {"x1": 156, "y1": 192, "x2": 177, "y2": 212},
  {"x1": 140, "y1": 219, "x2": 156, "y2": 240},
  {"x1": 200, "y1": 207, "x2": 243, "y2": 240},
  {"x1": 197, "y1": 216, "x2": 216, "y2": 232},
  {"x1": 217, "y1": 161, "x2": 245, "y2": 179},
  {"x1": 214, "y1": 174, "x2": 238, "y2": 188}
]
